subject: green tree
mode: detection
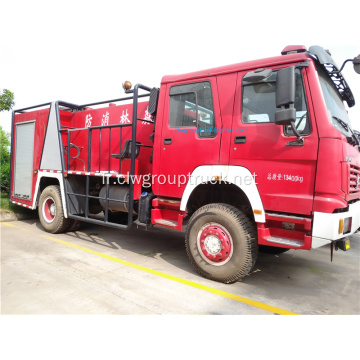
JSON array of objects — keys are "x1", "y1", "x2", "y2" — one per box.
[
  {"x1": 0, "y1": 89, "x2": 15, "y2": 112},
  {"x1": 0, "y1": 126, "x2": 11, "y2": 192},
  {"x1": 0, "y1": 89, "x2": 14, "y2": 192}
]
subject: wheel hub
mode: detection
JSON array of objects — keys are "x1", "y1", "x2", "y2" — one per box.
[
  {"x1": 43, "y1": 196, "x2": 56, "y2": 223},
  {"x1": 197, "y1": 223, "x2": 233, "y2": 265},
  {"x1": 49, "y1": 203, "x2": 56, "y2": 216},
  {"x1": 204, "y1": 235, "x2": 222, "y2": 255}
]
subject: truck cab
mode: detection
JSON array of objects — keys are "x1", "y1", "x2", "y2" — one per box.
[{"x1": 150, "y1": 45, "x2": 359, "y2": 281}]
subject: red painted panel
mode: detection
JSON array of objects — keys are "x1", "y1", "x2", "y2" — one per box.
[
  {"x1": 315, "y1": 138, "x2": 342, "y2": 197},
  {"x1": 313, "y1": 138, "x2": 360, "y2": 212},
  {"x1": 64, "y1": 102, "x2": 153, "y2": 176},
  {"x1": 151, "y1": 86, "x2": 167, "y2": 195},
  {"x1": 216, "y1": 73, "x2": 238, "y2": 164}
]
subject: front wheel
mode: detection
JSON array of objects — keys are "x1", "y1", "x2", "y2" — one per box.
[
  {"x1": 185, "y1": 203, "x2": 258, "y2": 284},
  {"x1": 38, "y1": 185, "x2": 70, "y2": 234}
]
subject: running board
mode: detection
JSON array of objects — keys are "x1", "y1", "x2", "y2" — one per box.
[
  {"x1": 151, "y1": 208, "x2": 185, "y2": 231},
  {"x1": 266, "y1": 236, "x2": 304, "y2": 247},
  {"x1": 154, "y1": 219, "x2": 178, "y2": 227}
]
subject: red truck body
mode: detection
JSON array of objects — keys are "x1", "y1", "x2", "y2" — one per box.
[{"x1": 10, "y1": 45, "x2": 360, "y2": 283}]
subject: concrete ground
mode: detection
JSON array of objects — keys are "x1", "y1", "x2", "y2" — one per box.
[{"x1": 1, "y1": 218, "x2": 359, "y2": 315}]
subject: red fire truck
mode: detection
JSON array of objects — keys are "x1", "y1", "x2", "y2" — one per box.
[{"x1": 10, "y1": 45, "x2": 360, "y2": 283}]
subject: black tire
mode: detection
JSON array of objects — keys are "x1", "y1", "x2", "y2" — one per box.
[
  {"x1": 67, "y1": 219, "x2": 82, "y2": 232},
  {"x1": 38, "y1": 185, "x2": 70, "y2": 234},
  {"x1": 259, "y1": 245, "x2": 290, "y2": 254},
  {"x1": 185, "y1": 203, "x2": 258, "y2": 284}
]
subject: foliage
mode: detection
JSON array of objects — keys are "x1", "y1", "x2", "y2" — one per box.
[
  {"x1": 0, "y1": 88, "x2": 14, "y2": 193},
  {"x1": 1, "y1": 192, "x2": 30, "y2": 213},
  {"x1": 0, "y1": 89, "x2": 15, "y2": 112},
  {"x1": 0, "y1": 126, "x2": 11, "y2": 192}
]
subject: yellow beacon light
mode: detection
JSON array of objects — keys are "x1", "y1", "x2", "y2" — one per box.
[{"x1": 122, "y1": 81, "x2": 132, "y2": 92}]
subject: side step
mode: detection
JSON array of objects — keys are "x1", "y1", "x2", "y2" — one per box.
[
  {"x1": 257, "y1": 225, "x2": 311, "y2": 250},
  {"x1": 154, "y1": 219, "x2": 178, "y2": 227},
  {"x1": 151, "y1": 207, "x2": 185, "y2": 231},
  {"x1": 266, "y1": 236, "x2": 304, "y2": 248}
]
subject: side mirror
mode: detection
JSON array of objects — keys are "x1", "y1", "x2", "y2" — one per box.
[
  {"x1": 353, "y1": 55, "x2": 360, "y2": 74},
  {"x1": 275, "y1": 107, "x2": 296, "y2": 125},
  {"x1": 275, "y1": 66, "x2": 304, "y2": 145},
  {"x1": 275, "y1": 66, "x2": 296, "y2": 125}
]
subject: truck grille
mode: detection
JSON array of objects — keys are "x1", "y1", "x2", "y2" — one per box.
[{"x1": 349, "y1": 164, "x2": 360, "y2": 194}]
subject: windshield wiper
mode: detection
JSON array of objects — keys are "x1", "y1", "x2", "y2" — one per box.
[
  {"x1": 333, "y1": 116, "x2": 360, "y2": 147},
  {"x1": 332, "y1": 116, "x2": 349, "y2": 131},
  {"x1": 348, "y1": 127, "x2": 360, "y2": 147}
]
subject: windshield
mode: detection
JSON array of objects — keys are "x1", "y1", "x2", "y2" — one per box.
[{"x1": 317, "y1": 65, "x2": 353, "y2": 137}]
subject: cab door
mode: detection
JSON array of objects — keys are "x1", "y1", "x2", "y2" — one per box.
[
  {"x1": 229, "y1": 66, "x2": 319, "y2": 215},
  {"x1": 156, "y1": 78, "x2": 221, "y2": 199}
]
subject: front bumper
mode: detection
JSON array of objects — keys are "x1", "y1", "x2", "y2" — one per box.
[{"x1": 311, "y1": 200, "x2": 360, "y2": 248}]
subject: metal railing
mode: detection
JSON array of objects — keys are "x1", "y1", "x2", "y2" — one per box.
[{"x1": 57, "y1": 84, "x2": 154, "y2": 229}]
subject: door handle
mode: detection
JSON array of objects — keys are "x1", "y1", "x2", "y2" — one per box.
[
  {"x1": 234, "y1": 136, "x2": 246, "y2": 144},
  {"x1": 164, "y1": 138, "x2": 172, "y2": 145}
]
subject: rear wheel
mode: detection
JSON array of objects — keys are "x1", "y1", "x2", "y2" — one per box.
[
  {"x1": 38, "y1": 185, "x2": 70, "y2": 234},
  {"x1": 185, "y1": 203, "x2": 258, "y2": 283},
  {"x1": 67, "y1": 219, "x2": 82, "y2": 232}
]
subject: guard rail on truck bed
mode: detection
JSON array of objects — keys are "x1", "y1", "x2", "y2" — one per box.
[{"x1": 11, "y1": 84, "x2": 154, "y2": 230}]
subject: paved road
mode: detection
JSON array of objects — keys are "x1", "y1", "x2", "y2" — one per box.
[{"x1": 1, "y1": 218, "x2": 359, "y2": 315}]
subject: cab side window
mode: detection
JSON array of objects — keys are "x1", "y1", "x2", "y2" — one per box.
[
  {"x1": 242, "y1": 69, "x2": 311, "y2": 136},
  {"x1": 169, "y1": 81, "x2": 215, "y2": 137}
]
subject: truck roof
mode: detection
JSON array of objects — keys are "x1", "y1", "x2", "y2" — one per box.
[{"x1": 161, "y1": 52, "x2": 310, "y2": 84}]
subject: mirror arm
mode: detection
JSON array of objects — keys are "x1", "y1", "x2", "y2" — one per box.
[
  {"x1": 287, "y1": 121, "x2": 304, "y2": 146},
  {"x1": 335, "y1": 59, "x2": 354, "y2": 73},
  {"x1": 277, "y1": 104, "x2": 304, "y2": 146},
  {"x1": 332, "y1": 55, "x2": 360, "y2": 74}
]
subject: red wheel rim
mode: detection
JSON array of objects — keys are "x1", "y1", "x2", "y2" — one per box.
[
  {"x1": 42, "y1": 196, "x2": 56, "y2": 223},
  {"x1": 197, "y1": 223, "x2": 233, "y2": 266}
]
